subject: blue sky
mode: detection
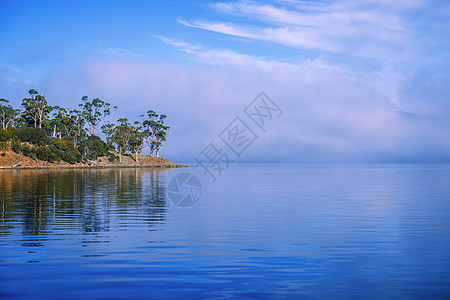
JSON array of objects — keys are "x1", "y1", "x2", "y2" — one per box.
[{"x1": 1, "y1": 0, "x2": 450, "y2": 163}]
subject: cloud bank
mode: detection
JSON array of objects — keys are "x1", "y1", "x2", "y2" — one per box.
[
  {"x1": 40, "y1": 52, "x2": 450, "y2": 163},
  {"x1": 2, "y1": 0, "x2": 450, "y2": 163}
]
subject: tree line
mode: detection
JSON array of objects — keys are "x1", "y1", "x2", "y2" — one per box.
[{"x1": 0, "y1": 89, "x2": 169, "y2": 164}]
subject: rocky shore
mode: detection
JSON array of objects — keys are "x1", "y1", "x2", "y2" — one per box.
[{"x1": 0, "y1": 150, "x2": 185, "y2": 169}]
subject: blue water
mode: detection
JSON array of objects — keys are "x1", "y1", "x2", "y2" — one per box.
[{"x1": 1, "y1": 164, "x2": 450, "y2": 299}]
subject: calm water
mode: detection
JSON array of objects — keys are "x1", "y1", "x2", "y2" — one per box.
[{"x1": 1, "y1": 164, "x2": 450, "y2": 299}]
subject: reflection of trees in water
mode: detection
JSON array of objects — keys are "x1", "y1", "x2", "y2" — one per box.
[
  {"x1": 0, "y1": 168, "x2": 169, "y2": 244},
  {"x1": 0, "y1": 188, "x2": 11, "y2": 238},
  {"x1": 112, "y1": 168, "x2": 168, "y2": 229},
  {"x1": 21, "y1": 194, "x2": 46, "y2": 246}
]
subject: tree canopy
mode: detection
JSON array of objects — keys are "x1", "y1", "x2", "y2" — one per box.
[
  {"x1": 0, "y1": 89, "x2": 171, "y2": 164},
  {"x1": 142, "y1": 110, "x2": 170, "y2": 157},
  {"x1": 79, "y1": 96, "x2": 117, "y2": 136}
]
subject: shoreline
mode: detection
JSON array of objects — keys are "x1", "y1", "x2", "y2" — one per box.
[
  {"x1": 0, "y1": 149, "x2": 187, "y2": 170},
  {"x1": 0, "y1": 164, "x2": 187, "y2": 170}
]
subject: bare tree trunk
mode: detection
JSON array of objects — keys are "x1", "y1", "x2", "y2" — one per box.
[
  {"x1": 135, "y1": 151, "x2": 138, "y2": 163},
  {"x1": 150, "y1": 134, "x2": 156, "y2": 156}
]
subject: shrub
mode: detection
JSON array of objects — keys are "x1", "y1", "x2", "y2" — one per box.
[
  {"x1": 1, "y1": 153, "x2": 5, "y2": 157},
  {"x1": 20, "y1": 144, "x2": 31, "y2": 156},
  {"x1": 0, "y1": 128, "x2": 15, "y2": 142},
  {"x1": 48, "y1": 144, "x2": 63, "y2": 161},
  {"x1": 36, "y1": 146, "x2": 48, "y2": 161},
  {"x1": 29, "y1": 148, "x2": 36, "y2": 159},
  {"x1": 47, "y1": 151, "x2": 59, "y2": 163},
  {"x1": 48, "y1": 137, "x2": 82, "y2": 164},
  {"x1": 48, "y1": 137, "x2": 68, "y2": 150},
  {"x1": 63, "y1": 152, "x2": 79, "y2": 164},
  {"x1": 107, "y1": 152, "x2": 118, "y2": 162},
  {"x1": 78, "y1": 135, "x2": 108, "y2": 160},
  {"x1": 0, "y1": 141, "x2": 7, "y2": 150},
  {"x1": 65, "y1": 138, "x2": 81, "y2": 163},
  {"x1": 11, "y1": 141, "x2": 21, "y2": 153},
  {"x1": 15, "y1": 127, "x2": 47, "y2": 145},
  {"x1": 64, "y1": 145, "x2": 82, "y2": 164}
]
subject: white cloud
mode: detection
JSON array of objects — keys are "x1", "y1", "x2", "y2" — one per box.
[
  {"x1": 156, "y1": 35, "x2": 300, "y2": 72},
  {"x1": 179, "y1": 19, "x2": 340, "y2": 53},
  {"x1": 182, "y1": 0, "x2": 429, "y2": 64},
  {"x1": 40, "y1": 47, "x2": 450, "y2": 163}
]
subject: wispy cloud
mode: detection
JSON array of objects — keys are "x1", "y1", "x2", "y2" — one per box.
[
  {"x1": 98, "y1": 46, "x2": 143, "y2": 58},
  {"x1": 179, "y1": 19, "x2": 339, "y2": 52},
  {"x1": 155, "y1": 35, "x2": 300, "y2": 72},
  {"x1": 214, "y1": 1, "x2": 408, "y2": 32},
  {"x1": 0, "y1": 64, "x2": 20, "y2": 73},
  {"x1": 0, "y1": 63, "x2": 37, "y2": 86},
  {"x1": 178, "y1": 0, "x2": 432, "y2": 64}
]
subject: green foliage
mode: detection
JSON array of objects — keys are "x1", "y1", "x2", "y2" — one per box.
[
  {"x1": 107, "y1": 152, "x2": 118, "y2": 162},
  {"x1": 47, "y1": 106, "x2": 85, "y2": 142},
  {"x1": 80, "y1": 96, "x2": 116, "y2": 136},
  {"x1": 128, "y1": 122, "x2": 146, "y2": 162},
  {"x1": 48, "y1": 137, "x2": 68, "y2": 150},
  {"x1": 0, "y1": 98, "x2": 20, "y2": 129},
  {"x1": 11, "y1": 141, "x2": 21, "y2": 153},
  {"x1": 20, "y1": 89, "x2": 53, "y2": 128},
  {"x1": 47, "y1": 145, "x2": 62, "y2": 162},
  {"x1": 20, "y1": 143, "x2": 31, "y2": 156},
  {"x1": 48, "y1": 137, "x2": 82, "y2": 164},
  {"x1": 78, "y1": 135, "x2": 108, "y2": 160},
  {"x1": 0, "y1": 127, "x2": 15, "y2": 142},
  {"x1": 19, "y1": 143, "x2": 37, "y2": 159},
  {"x1": 3, "y1": 134, "x2": 82, "y2": 164},
  {"x1": 142, "y1": 110, "x2": 169, "y2": 157},
  {"x1": 36, "y1": 146, "x2": 49, "y2": 161},
  {"x1": 101, "y1": 122, "x2": 116, "y2": 149},
  {"x1": 111, "y1": 118, "x2": 131, "y2": 161},
  {"x1": 15, "y1": 127, "x2": 48, "y2": 145},
  {"x1": 0, "y1": 88, "x2": 173, "y2": 165},
  {"x1": 61, "y1": 139, "x2": 82, "y2": 164}
]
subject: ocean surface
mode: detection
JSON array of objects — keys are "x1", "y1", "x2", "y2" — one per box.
[{"x1": 1, "y1": 164, "x2": 450, "y2": 299}]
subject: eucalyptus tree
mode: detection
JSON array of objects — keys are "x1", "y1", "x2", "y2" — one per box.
[
  {"x1": 111, "y1": 118, "x2": 130, "y2": 162},
  {"x1": 0, "y1": 98, "x2": 20, "y2": 129},
  {"x1": 101, "y1": 122, "x2": 116, "y2": 149},
  {"x1": 142, "y1": 110, "x2": 170, "y2": 157},
  {"x1": 21, "y1": 89, "x2": 53, "y2": 128},
  {"x1": 154, "y1": 125, "x2": 169, "y2": 157},
  {"x1": 79, "y1": 95, "x2": 117, "y2": 136},
  {"x1": 49, "y1": 106, "x2": 67, "y2": 138},
  {"x1": 128, "y1": 121, "x2": 146, "y2": 163},
  {"x1": 70, "y1": 109, "x2": 87, "y2": 146}
]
